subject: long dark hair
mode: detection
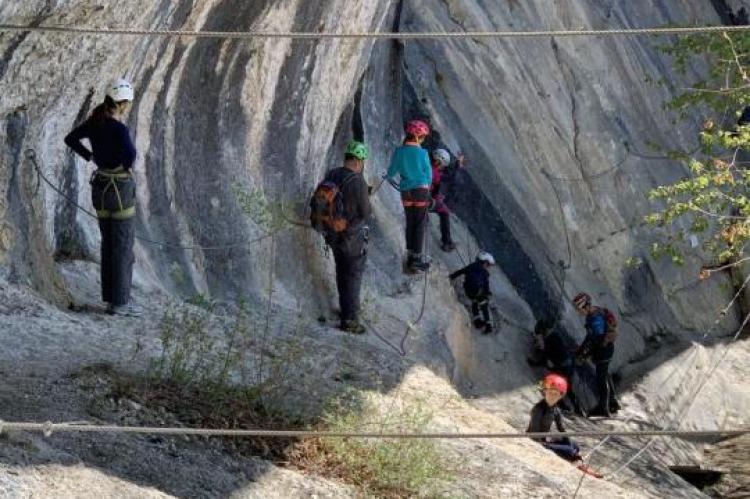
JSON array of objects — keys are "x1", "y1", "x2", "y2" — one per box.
[{"x1": 88, "y1": 95, "x2": 119, "y2": 125}]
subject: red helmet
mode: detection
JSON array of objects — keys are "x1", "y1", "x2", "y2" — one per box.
[
  {"x1": 572, "y1": 292, "x2": 591, "y2": 310},
  {"x1": 542, "y1": 373, "x2": 569, "y2": 394},
  {"x1": 405, "y1": 120, "x2": 430, "y2": 138}
]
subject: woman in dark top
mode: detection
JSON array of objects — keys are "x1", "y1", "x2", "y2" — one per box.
[{"x1": 64, "y1": 79, "x2": 139, "y2": 316}]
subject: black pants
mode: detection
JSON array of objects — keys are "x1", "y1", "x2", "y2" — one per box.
[
  {"x1": 438, "y1": 212, "x2": 452, "y2": 245},
  {"x1": 331, "y1": 233, "x2": 367, "y2": 323},
  {"x1": 401, "y1": 188, "x2": 430, "y2": 255},
  {"x1": 468, "y1": 292, "x2": 491, "y2": 324},
  {"x1": 555, "y1": 365, "x2": 584, "y2": 414},
  {"x1": 98, "y1": 217, "x2": 135, "y2": 306},
  {"x1": 595, "y1": 360, "x2": 618, "y2": 412}
]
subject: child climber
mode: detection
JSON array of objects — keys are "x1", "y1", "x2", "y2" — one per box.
[
  {"x1": 526, "y1": 374, "x2": 581, "y2": 461},
  {"x1": 527, "y1": 374, "x2": 603, "y2": 478},
  {"x1": 430, "y1": 148, "x2": 456, "y2": 252},
  {"x1": 386, "y1": 120, "x2": 433, "y2": 273},
  {"x1": 449, "y1": 251, "x2": 495, "y2": 334}
]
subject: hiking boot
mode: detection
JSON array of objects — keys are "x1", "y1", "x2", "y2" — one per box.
[
  {"x1": 441, "y1": 241, "x2": 456, "y2": 252},
  {"x1": 407, "y1": 254, "x2": 431, "y2": 273},
  {"x1": 408, "y1": 260, "x2": 431, "y2": 273},
  {"x1": 339, "y1": 320, "x2": 365, "y2": 335},
  {"x1": 107, "y1": 302, "x2": 142, "y2": 317}
]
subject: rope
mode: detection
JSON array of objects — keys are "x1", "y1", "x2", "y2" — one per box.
[
  {"x1": 400, "y1": 216, "x2": 431, "y2": 354},
  {"x1": 3, "y1": 23, "x2": 750, "y2": 40},
  {"x1": 0, "y1": 420, "x2": 744, "y2": 439},
  {"x1": 26, "y1": 149, "x2": 276, "y2": 251},
  {"x1": 606, "y1": 311, "x2": 750, "y2": 482}
]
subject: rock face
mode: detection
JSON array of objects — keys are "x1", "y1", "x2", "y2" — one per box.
[{"x1": 1, "y1": 0, "x2": 749, "y2": 497}]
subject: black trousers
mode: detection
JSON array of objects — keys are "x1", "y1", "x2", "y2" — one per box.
[
  {"x1": 401, "y1": 188, "x2": 430, "y2": 255},
  {"x1": 595, "y1": 360, "x2": 618, "y2": 412},
  {"x1": 438, "y1": 212, "x2": 452, "y2": 244},
  {"x1": 555, "y1": 365, "x2": 584, "y2": 414},
  {"x1": 98, "y1": 217, "x2": 135, "y2": 306},
  {"x1": 468, "y1": 291, "x2": 491, "y2": 324},
  {"x1": 331, "y1": 233, "x2": 367, "y2": 322}
]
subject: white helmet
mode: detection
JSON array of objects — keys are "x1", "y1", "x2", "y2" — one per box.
[
  {"x1": 477, "y1": 251, "x2": 495, "y2": 265},
  {"x1": 107, "y1": 78, "x2": 134, "y2": 102},
  {"x1": 432, "y1": 148, "x2": 451, "y2": 167}
]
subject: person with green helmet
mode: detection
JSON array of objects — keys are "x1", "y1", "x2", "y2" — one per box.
[{"x1": 311, "y1": 140, "x2": 372, "y2": 334}]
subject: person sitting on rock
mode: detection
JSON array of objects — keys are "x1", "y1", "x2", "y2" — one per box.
[
  {"x1": 573, "y1": 292, "x2": 621, "y2": 417},
  {"x1": 429, "y1": 148, "x2": 456, "y2": 252},
  {"x1": 530, "y1": 318, "x2": 586, "y2": 416},
  {"x1": 386, "y1": 120, "x2": 433, "y2": 273},
  {"x1": 527, "y1": 373, "x2": 581, "y2": 462},
  {"x1": 449, "y1": 251, "x2": 495, "y2": 334}
]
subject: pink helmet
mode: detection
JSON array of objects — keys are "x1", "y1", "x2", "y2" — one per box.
[
  {"x1": 543, "y1": 373, "x2": 569, "y2": 394},
  {"x1": 405, "y1": 120, "x2": 430, "y2": 138}
]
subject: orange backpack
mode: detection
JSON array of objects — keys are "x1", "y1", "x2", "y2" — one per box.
[{"x1": 310, "y1": 173, "x2": 356, "y2": 235}]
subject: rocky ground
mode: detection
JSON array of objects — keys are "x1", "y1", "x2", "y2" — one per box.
[{"x1": 0, "y1": 261, "x2": 746, "y2": 498}]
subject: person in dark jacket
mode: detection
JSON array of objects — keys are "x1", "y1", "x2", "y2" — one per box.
[
  {"x1": 573, "y1": 292, "x2": 620, "y2": 417},
  {"x1": 324, "y1": 140, "x2": 372, "y2": 334},
  {"x1": 386, "y1": 120, "x2": 432, "y2": 273},
  {"x1": 64, "y1": 79, "x2": 139, "y2": 316},
  {"x1": 531, "y1": 319, "x2": 586, "y2": 415},
  {"x1": 429, "y1": 148, "x2": 456, "y2": 252},
  {"x1": 527, "y1": 373, "x2": 581, "y2": 461},
  {"x1": 449, "y1": 251, "x2": 495, "y2": 334}
]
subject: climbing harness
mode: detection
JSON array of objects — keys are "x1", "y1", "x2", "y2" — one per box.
[
  {"x1": 91, "y1": 167, "x2": 136, "y2": 220},
  {"x1": 26, "y1": 149, "x2": 276, "y2": 251}
]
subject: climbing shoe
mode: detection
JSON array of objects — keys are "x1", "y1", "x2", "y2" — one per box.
[
  {"x1": 472, "y1": 317, "x2": 485, "y2": 329},
  {"x1": 483, "y1": 323, "x2": 494, "y2": 334},
  {"x1": 339, "y1": 320, "x2": 366, "y2": 335},
  {"x1": 441, "y1": 242, "x2": 456, "y2": 252},
  {"x1": 408, "y1": 260, "x2": 431, "y2": 273},
  {"x1": 107, "y1": 302, "x2": 142, "y2": 317},
  {"x1": 406, "y1": 253, "x2": 431, "y2": 273}
]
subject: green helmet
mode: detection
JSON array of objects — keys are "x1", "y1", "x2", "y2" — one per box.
[{"x1": 345, "y1": 140, "x2": 369, "y2": 160}]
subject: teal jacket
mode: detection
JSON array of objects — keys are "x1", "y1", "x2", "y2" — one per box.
[{"x1": 386, "y1": 144, "x2": 432, "y2": 191}]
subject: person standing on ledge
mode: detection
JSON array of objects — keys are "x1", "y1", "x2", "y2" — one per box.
[
  {"x1": 310, "y1": 140, "x2": 372, "y2": 334},
  {"x1": 386, "y1": 120, "x2": 433, "y2": 273},
  {"x1": 64, "y1": 79, "x2": 140, "y2": 317}
]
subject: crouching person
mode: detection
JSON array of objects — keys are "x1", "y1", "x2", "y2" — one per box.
[
  {"x1": 449, "y1": 251, "x2": 496, "y2": 334},
  {"x1": 526, "y1": 374, "x2": 581, "y2": 462}
]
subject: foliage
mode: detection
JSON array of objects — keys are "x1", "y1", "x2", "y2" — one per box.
[
  {"x1": 292, "y1": 392, "x2": 452, "y2": 498},
  {"x1": 150, "y1": 299, "x2": 306, "y2": 402},
  {"x1": 646, "y1": 32, "x2": 750, "y2": 267},
  {"x1": 233, "y1": 184, "x2": 295, "y2": 232}
]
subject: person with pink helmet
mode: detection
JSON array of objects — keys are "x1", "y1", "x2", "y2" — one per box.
[
  {"x1": 527, "y1": 373, "x2": 582, "y2": 461},
  {"x1": 386, "y1": 119, "x2": 433, "y2": 273}
]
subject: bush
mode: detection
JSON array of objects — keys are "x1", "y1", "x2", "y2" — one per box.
[
  {"x1": 291, "y1": 393, "x2": 452, "y2": 498},
  {"x1": 149, "y1": 299, "x2": 305, "y2": 403}
]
